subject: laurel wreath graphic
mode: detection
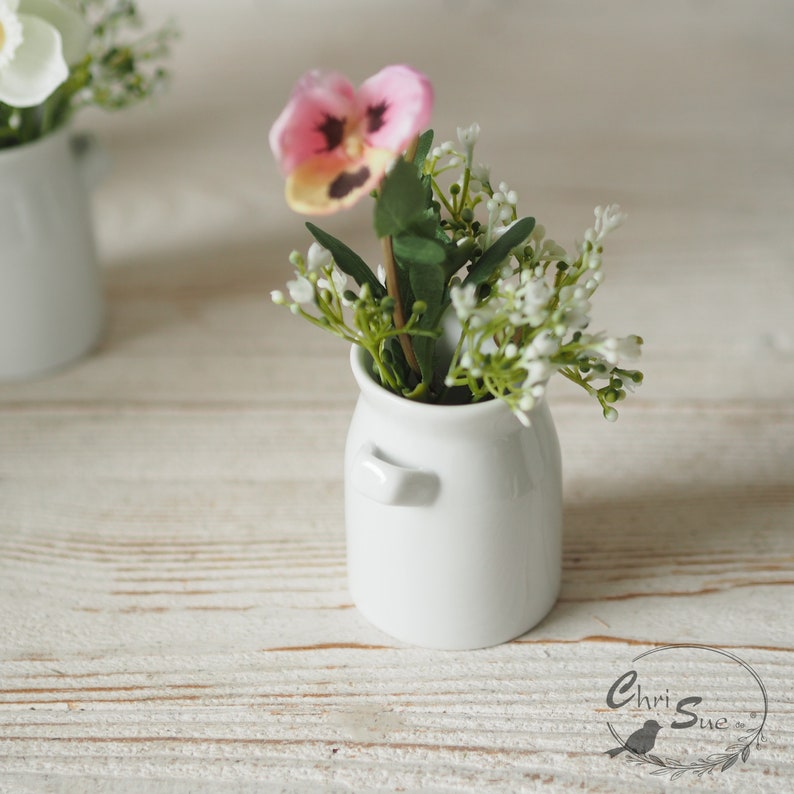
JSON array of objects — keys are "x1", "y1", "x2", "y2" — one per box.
[
  {"x1": 605, "y1": 645, "x2": 769, "y2": 780},
  {"x1": 607, "y1": 721, "x2": 767, "y2": 780}
]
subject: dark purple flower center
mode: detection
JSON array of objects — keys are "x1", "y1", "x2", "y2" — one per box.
[
  {"x1": 317, "y1": 114, "x2": 346, "y2": 152},
  {"x1": 366, "y1": 101, "x2": 389, "y2": 134},
  {"x1": 328, "y1": 166, "x2": 371, "y2": 199}
]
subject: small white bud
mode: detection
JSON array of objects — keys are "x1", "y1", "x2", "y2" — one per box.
[
  {"x1": 287, "y1": 275, "x2": 314, "y2": 305},
  {"x1": 518, "y1": 395, "x2": 535, "y2": 412},
  {"x1": 471, "y1": 163, "x2": 490, "y2": 184},
  {"x1": 306, "y1": 242, "x2": 332, "y2": 273},
  {"x1": 456, "y1": 122, "x2": 480, "y2": 165}
]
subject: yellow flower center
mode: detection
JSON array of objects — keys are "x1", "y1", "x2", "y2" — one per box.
[
  {"x1": 0, "y1": 8, "x2": 23, "y2": 70},
  {"x1": 343, "y1": 132, "x2": 365, "y2": 161}
]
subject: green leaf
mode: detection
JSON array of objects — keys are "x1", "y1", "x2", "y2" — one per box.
[
  {"x1": 463, "y1": 216, "x2": 536, "y2": 286},
  {"x1": 408, "y1": 261, "x2": 445, "y2": 311},
  {"x1": 393, "y1": 234, "x2": 446, "y2": 266},
  {"x1": 411, "y1": 334, "x2": 436, "y2": 387},
  {"x1": 413, "y1": 129, "x2": 434, "y2": 166},
  {"x1": 374, "y1": 157, "x2": 428, "y2": 238},
  {"x1": 443, "y1": 237, "x2": 475, "y2": 279},
  {"x1": 407, "y1": 261, "x2": 446, "y2": 384},
  {"x1": 305, "y1": 222, "x2": 385, "y2": 298}
]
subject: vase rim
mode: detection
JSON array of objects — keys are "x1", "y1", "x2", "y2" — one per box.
[
  {"x1": 0, "y1": 123, "x2": 72, "y2": 162},
  {"x1": 349, "y1": 344, "x2": 545, "y2": 427}
]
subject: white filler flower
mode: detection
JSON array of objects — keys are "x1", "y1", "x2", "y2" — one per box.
[{"x1": 0, "y1": 0, "x2": 69, "y2": 107}]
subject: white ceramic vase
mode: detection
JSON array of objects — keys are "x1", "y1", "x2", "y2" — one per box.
[
  {"x1": 345, "y1": 346, "x2": 563, "y2": 650},
  {"x1": 0, "y1": 127, "x2": 105, "y2": 380}
]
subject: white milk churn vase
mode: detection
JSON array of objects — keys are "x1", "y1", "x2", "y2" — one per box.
[
  {"x1": 0, "y1": 126, "x2": 106, "y2": 380},
  {"x1": 345, "y1": 346, "x2": 563, "y2": 650}
]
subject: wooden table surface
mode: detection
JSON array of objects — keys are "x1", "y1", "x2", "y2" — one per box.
[{"x1": 1, "y1": 1, "x2": 792, "y2": 791}]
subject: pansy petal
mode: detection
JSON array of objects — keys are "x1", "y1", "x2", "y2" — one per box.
[
  {"x1": 19, "y1": 0, "x2": 90, "y2": 64},
  {"x1": 269, "y1": 70, "x2": 357, "y2": 176},
  {"x1": 356, "y1": 65, "x2": 433, "y2": 152},
  {"x1": 0, "y1": 13, "x2": 66, "y2": 107},
  {"x1": 285, "y1": 148, "x2": 394, "y2": 216}
]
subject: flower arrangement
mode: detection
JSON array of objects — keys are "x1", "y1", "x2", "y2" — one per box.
[
  {"x1": 270, "y1": 65, "x2": 643, "y2": 425},
  {"x1": 0, "y1": 0, "x2": 175, "y2": 148}
]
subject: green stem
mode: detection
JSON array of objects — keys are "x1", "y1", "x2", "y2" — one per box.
[
  {"x1": 294, "y1": 307, "x2": 356, "y2": 344},
  {"x1": 559, "y1": 366, "x2": 597, "y2": 396},
  {"x1": 460, "y1": 167, "x2": 471, "y2": 214},
  {"x1": 362, "y1": 342, "x2": 400, "y2": 392},
  {"x1": 431, "y1": 177, "x2": 457, "y2": 218},
  {"x1": 381, "y1": 235, "x2": 419, "y2": 375}
]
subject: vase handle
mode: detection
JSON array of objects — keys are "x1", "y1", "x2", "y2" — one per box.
[
  {"x1": 350, "y1": 443, "x2": 439, "y2": 506},
  {"x1": 71, "y1": 132, "x2": 111, "y2": 191}
]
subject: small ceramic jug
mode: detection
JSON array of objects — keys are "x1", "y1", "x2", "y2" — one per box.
[
  {"x1": 0, "y1": 127, "x2": 106, "y2": 380},
  {"x1": 345, "y1": 346, "x2": 562, "y2": 650}
]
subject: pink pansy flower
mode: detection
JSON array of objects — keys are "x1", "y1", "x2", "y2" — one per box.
[{"x1": 270, "y1": 65, "x2": 433, "y2": 216}]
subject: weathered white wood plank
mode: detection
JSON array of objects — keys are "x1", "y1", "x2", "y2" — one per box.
[{"x1": 0, "y1": 644, "x2": 791, "y2": 792}]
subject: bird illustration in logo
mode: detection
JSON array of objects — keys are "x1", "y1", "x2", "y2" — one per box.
[{"x1": 605, "y1": 719, "x2": 662, "y2": 757}]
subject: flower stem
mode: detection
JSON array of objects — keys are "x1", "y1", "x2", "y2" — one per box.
[
  {"x1": 431, "y1": 178, "x2": 457, "y2": 218},
  {"x1": 381, "y1": 235, "x2": 420, "y2": 374}
]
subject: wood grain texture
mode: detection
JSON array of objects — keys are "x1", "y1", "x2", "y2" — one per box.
[{"x1": 1, "y1": 0, "x2": 793, "y2": 791}]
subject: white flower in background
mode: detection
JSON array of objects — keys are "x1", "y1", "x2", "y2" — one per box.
[
  {"x1": 523, "y1": 330, "x2": 560, "y2": 361},
  {"x1": 318, "y1": 267, "x2": 352, "y2": 304},
  {"x1": 539, "y1": 239, "x2": 568, "y2": 262},
  {"x1": 470, "y1": 162, "x2": 490, "y2": 185},
  {"x1": 456, "y1": 121, "x2": 479, "y2": 165},
  {"x1": 592, "y1": 204, "x2": 627, "y2": 242},
  {"x1": 512, "y1": 276, "x2": 551, "y2": 326},
  {"x1": 306, "y1": 242, "x2": 332, "y2": 273},
  {"x1": 600, "y1": 334, "x2": 643, "y2": 365},
  {"x1": 523, "y1": 359, "x2": 552, "y2": 388},
  {"x1": 450, "y1": 282, "x2": 478, "y2": 320},
  {"x1": 490, "y1": 217, "x2": 522, "y2": 243},
  {"x1": 0, "y1": 0, "x2": 71, "y2": 107},
  {"x1": 286, "y1": 274, "x2": 314, "y2": 305},
  {"x1": 557, "y1": 284, "x2": 592, "y2": 330}
]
